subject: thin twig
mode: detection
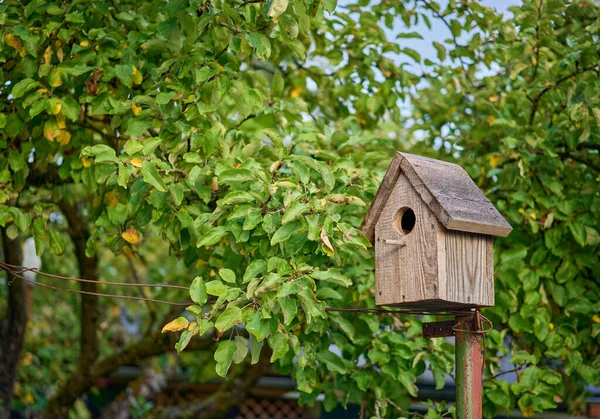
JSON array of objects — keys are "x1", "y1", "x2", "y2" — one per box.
[
  {"x1": 419, "y1": 0, "x2": 476, "y2": 88},
  {"x1": 529, "y1": 64, "x2": 598, "y2": 125},
  {"x1": 529, "y1": 0, "x2": 543, "y2": 83},
  {"x1": 484, "y1": 364, "x2": 526, "y2": 381}
]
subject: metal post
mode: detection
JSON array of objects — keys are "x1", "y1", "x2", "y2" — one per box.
[{"x1": 455, "y1": 313, "x2": 482, "y2": 419}]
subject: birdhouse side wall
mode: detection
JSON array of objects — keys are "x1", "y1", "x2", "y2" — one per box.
[
  {"x1": 440, "y1": 229, "x2": 494, "y2": 306},
  {"x1": 374, "y1": 173, "x2": 442, "y2": 306}
]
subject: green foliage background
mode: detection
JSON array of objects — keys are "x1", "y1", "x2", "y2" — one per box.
[{"x1": 1, "y1": 0, "x2": 599, "y2": 417}]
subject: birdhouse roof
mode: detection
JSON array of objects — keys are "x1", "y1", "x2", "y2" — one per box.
[{"x1": 360, "y1": 152, "x2": 513, "y2": 243}]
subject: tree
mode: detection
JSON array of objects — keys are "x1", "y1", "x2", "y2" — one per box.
[{"x1": 0, "y1": 0, "x2": 599, "y2": 418}]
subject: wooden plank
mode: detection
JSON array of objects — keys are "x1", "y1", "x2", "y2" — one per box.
[
  {"x1": 443, "y1": 230, "x2": 494, "y2": 306},
  {"x1": 399, "y1": 152, "x2": 512, "y2": 237},
  {"x1": 360, "y1": 154, "x2": 403, "y2": 244},
  {"x1": 375, "y1": 173, "x2": 441, "y2": 305}
]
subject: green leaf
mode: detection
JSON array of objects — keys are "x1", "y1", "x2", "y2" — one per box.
[
  {"x1": 233, "y1": 336, "x2": 248, "y2": 364},
  {"x1": 310, "y1": 268, "x2": 351, "y2": 287},
  {"x1": 61, "y1": 96, "x2": 81, "y2": 121},
  {"x1": 219, "y1": 268, "x2": 236, "y2": 284},
  {"x1": 433, "y1": 41, "x2": 447, "y2": 61},
  {"x1": 219, "y1": 168, "x2": 255, "y2": 183},
  {"x1": 140, "y1": 161, "x2": 168, "y2": 192},
  {"x1": 12, "y1": 78, "x2": 39, "y2": 99},
  {"x1": 115, "y1": 64, "x2": 133, "y2": 87},
  {"x1": 316, "y1": 351, "x2": 347, "y2": 374},
  {"x1": 281, "y1": 201, "x2": 309, "y2": 224},
  {"x1": 297, "y1": 288, "x2": 324, "y2": 323},
  {"x1": 215, "y1": 305, "x2": 243, "y2": 333},
  {"x1": 190, "y1": 276, "x2": 207, "y2": 306},
  {"x1": 214, "y1": 340, "x2": 236, "y2": 377},
  {"x1": 8, "y1": 151, "x2": 25, "y2": 172},
  {"x1": 269, "y1": 331, "x2": 290, "y2": 362},
  {"x1": 267, "y1": 0, "x2": 289, "y2": 20},
  {"x1": 250, "y1": 335, "x2": 264, "y2": 364},
  {"x1": 271, "y1": 220, "x2": 302, "y2": 245},
  {"x1": 243, "y1": 259, "x2": 267, "y2": 283},
  {"x1": 197, "y1": 226, "x2": 228, "y2": 247},
  {"x1": 245, "y1": 33, "x2": 271, "y2": 60},
  {"x1": 206, "y1": 280, "x2": 228, "y2": 296}
]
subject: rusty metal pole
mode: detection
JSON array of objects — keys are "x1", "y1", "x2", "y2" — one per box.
[{"x1": 455, "y1": 313, "x2": 482, "y2": 419}]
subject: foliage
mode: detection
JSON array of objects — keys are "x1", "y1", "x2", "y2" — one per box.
[{"x1": 0, "y1": 0, "x2": 599, "y2": 417}]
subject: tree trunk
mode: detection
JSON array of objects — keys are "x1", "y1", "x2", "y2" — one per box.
[
  {"x1": 0, "y1": 230, "x2": 25, "y2": 419},
  {"x1": 41, "y1": 201, "x2": 99, "y2": 418}
]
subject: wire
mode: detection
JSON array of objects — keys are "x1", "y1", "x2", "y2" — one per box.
[
  {"x1": 1, "y1": 266, "x2": 192, "y2": 307},
  {"x1": 0, "y1": 263, "x2": 496, "y2": 328},
  {"x1": 0, "y1": 262, "x2": 188, "y2": 289}
]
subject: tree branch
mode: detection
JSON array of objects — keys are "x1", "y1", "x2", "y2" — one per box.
[{"x1": 528, "y1": 64, "x2": 599, "y2": 125}]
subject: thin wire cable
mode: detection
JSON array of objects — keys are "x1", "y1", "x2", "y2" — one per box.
[
  {"x1": 0, "y1": 262, "x2": 496, "y2": 325},
  {"x1": 3, "y1": 269, "x2": 192, "y2": 307},
  {"x1": 0, "y1": 262, "x2": 188, "y2": 289}
]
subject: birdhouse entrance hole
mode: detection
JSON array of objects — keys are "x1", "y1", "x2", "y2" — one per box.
[{"x1": 394, "y1": 207, "x2": 416, "y2": 235}]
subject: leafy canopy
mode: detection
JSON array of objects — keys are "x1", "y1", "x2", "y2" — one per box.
[{"x1": 1, "y1": 0, "x2": 600, "y2": 417}]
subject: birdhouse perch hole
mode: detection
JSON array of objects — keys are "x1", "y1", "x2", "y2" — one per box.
[{"x1": 394, "y1": 207, "x2": 416, "y2": 235}]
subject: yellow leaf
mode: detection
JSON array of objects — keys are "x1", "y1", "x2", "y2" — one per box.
[
  {"x1": 521, "y1": 405, "x2": 534, "y2": 418},
  {"x1": 80, "y1": 41, "x2": 89, "y2": 47},
  {"x1": 5, "y1": 34, "x2": 25, "y2": 57},
  {"x1": 529, "y1": 212, "x2": 537, "y2": 220},
  {"x1": 49, "y1": 99, "x2": 62, "y2": 115},
  {"x1": 489, "y1": 154, "x2": 502, "y2": 168},
  {"x1": 103, "y1": 192, "x2": 118, "y2": 207},
  {"x1": 56, "y1": 113, "x2": 66, "y2": 129},
  {"x1": 56, "y1": 47, "x2": 64, "y2": 62},
  {"x1": 486, "y1": 115, "x2": 495, "y2": 125},
  {"x1": 489, "y1": 96, "x2": 498, "y2": 103},
  {"x1": 23, "y1": 393, "x2": 34, "y2": 404},
  {"x1": 132, "y1": 66, "x2": 143, "y2": 85},
  {"x1": 161, "y1": 317, "x2": 189, "y2": 333},
  {"x1": 22, "y1": 352, "x2": 33, "y2": 366},
  {"x1": 130, "y1": 157, "x2": 143, "y2": 168},
  {"x1": 44, "y1": 120, "x2": 61, "y2": 141},
  {"x1": 57, "y1": 130, "x2": 71, "y2": 145},
  {"x1": 320, "y1": 228, "x2": 334, "y2": 256},
  {"x1": 593, "y1": 314, "x2": 600, "y2": 324},
  {"x1": 291, "y1": 86, "x2": 302, "y2": 98},
  {"x1": 81, "y1": 157, "x2": 92, "y2": 168},
  {"x1": 44, "y1": 46, "x2": 52, "y2": 64},
  {"x1": 49, "y1": 69, "x2": 63, "y2": 87},
  {"x1": 131, "y1": 104, "x2": 142, "y2": 116},
  {"x1": 122, "y1": 228, "x2": 141, "y2": 244}
]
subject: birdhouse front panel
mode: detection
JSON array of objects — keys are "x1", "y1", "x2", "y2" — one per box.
[
  {"x1": 441, "y1": 229, "x2": 494, "y2": 307},
  {"x1": 362, "y1": 152, "x2": 512, "y2": 311},
  {"x1": 374, "y1": 173, "x2": 443, "y2": 306}
]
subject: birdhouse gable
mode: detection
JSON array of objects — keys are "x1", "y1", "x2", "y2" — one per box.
[{"x1": 360, "y1": 152, "x2": 512, "y2": 243}]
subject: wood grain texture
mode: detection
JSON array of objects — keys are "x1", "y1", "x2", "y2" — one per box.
[
  {"x1": 375, "y1": 173, "x2": 441, "y2": 305},
  {"x1": 360, "y1": 154, "x2": 403, "y2": 244},
  {"x1": 443, "y1": 230, "x2": 494, "y2": 306}
]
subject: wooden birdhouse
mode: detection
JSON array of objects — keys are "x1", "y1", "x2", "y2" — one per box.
[{"x1": 360, "y1": 152, "x2": 512, "y2": 310}]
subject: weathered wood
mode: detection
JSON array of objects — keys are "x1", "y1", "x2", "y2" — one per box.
[
  {"x1": 360, "y1": 154, "x2": 403, "y2": 244},
  {"x1": 442, "y1": 230, "x2": 494, "y2": 306},
  {"x1": 375, "y1": 173, "x2": 441, "y2": 305},
  {"x1": 361, "y1": 152, "x2": 512, "y2": 242}
]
